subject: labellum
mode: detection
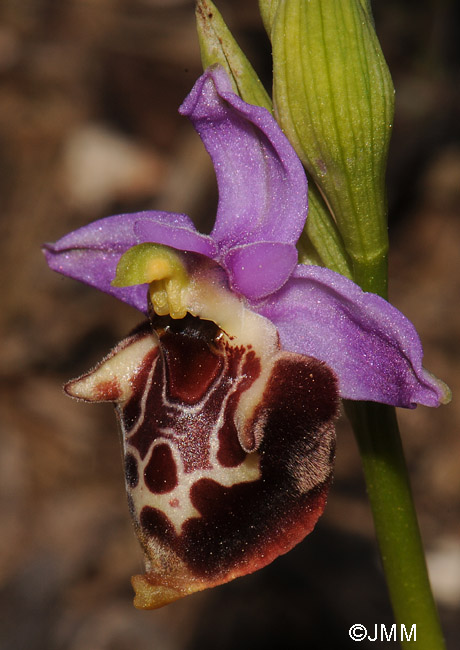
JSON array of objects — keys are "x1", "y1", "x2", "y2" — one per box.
[{"x1": 66, "y1": 288, "x2": 338, "y2": 608}]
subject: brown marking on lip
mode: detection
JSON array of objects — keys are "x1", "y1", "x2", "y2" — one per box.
[
  {"x1": 125, "y1": 453, "x2": 139, "y2": 489},
  {"x1": 161, "y1": 328, "x2": 224, "y2": 405},
  {"x1": 144, "y1": 443, "x2": 178, "y2": 494},
  {"x1": 121, "y1": 347, "x2": 160, "y2": 436},
  {"x1": 94, "y1": 378, "x2": 121, "y2": 401}
]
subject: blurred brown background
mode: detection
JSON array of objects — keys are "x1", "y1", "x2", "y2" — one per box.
[{"x1": 0, "y1": 1, "x2": 459, "y2": 648}]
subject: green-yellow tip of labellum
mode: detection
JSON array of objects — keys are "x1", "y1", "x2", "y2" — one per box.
[{"x1": 271, "y1": 0, "x2": 394, "y2": 297}]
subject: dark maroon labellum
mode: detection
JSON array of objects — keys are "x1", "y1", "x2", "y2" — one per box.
[{"x1": 65, "y1": 313, "x2": 338, "y2": 609}]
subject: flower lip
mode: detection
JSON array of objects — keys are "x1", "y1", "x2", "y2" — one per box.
[{"x1": 65, "y1": 296, "x2": 338, "y2": 609}]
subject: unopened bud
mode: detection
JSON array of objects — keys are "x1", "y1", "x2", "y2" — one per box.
[{"x1": 271, "y1": 0, "x2": 394, "y2": 295}]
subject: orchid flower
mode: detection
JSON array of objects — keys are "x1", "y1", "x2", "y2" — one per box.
[{"x1": 43, "y1": 66, "x2": 449, "y2": 609}]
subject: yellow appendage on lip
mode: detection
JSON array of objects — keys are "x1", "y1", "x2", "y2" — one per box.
[{"x1": 112, "y1": 243, "x2": 190, "y2": 319}]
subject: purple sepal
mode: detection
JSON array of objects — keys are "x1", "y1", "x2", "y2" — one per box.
[
  {"x1": 179, "y1": 66, "x2": 308, "y2": 256},
  {"x1": 253, "y1": 264, "x2": 449, "y2": 408},
  {"x1": 43, "y1": 212, "x2": 215, "y2": 314}
]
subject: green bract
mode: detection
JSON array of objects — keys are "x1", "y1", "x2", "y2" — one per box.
[
  {"x1": 271, "y1": 0, "x2": 394, "y2": 296},
  {"x1": 258, "y1": 0, "x2": 279, "y2": 34},
  {"x1": 298, "y1": 186, "x2": 353, "y2": 279},
  {"x1": 195, "y1": 0, "x2": 272, "y2": 112}
]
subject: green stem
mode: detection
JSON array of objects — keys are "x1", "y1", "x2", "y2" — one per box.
[
  {"x1": 352, "y1": 253, "x2": 388, "y2": 298},
  {"x1": 345, "y1": 401, "x2": 446, "y2": 650}
]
